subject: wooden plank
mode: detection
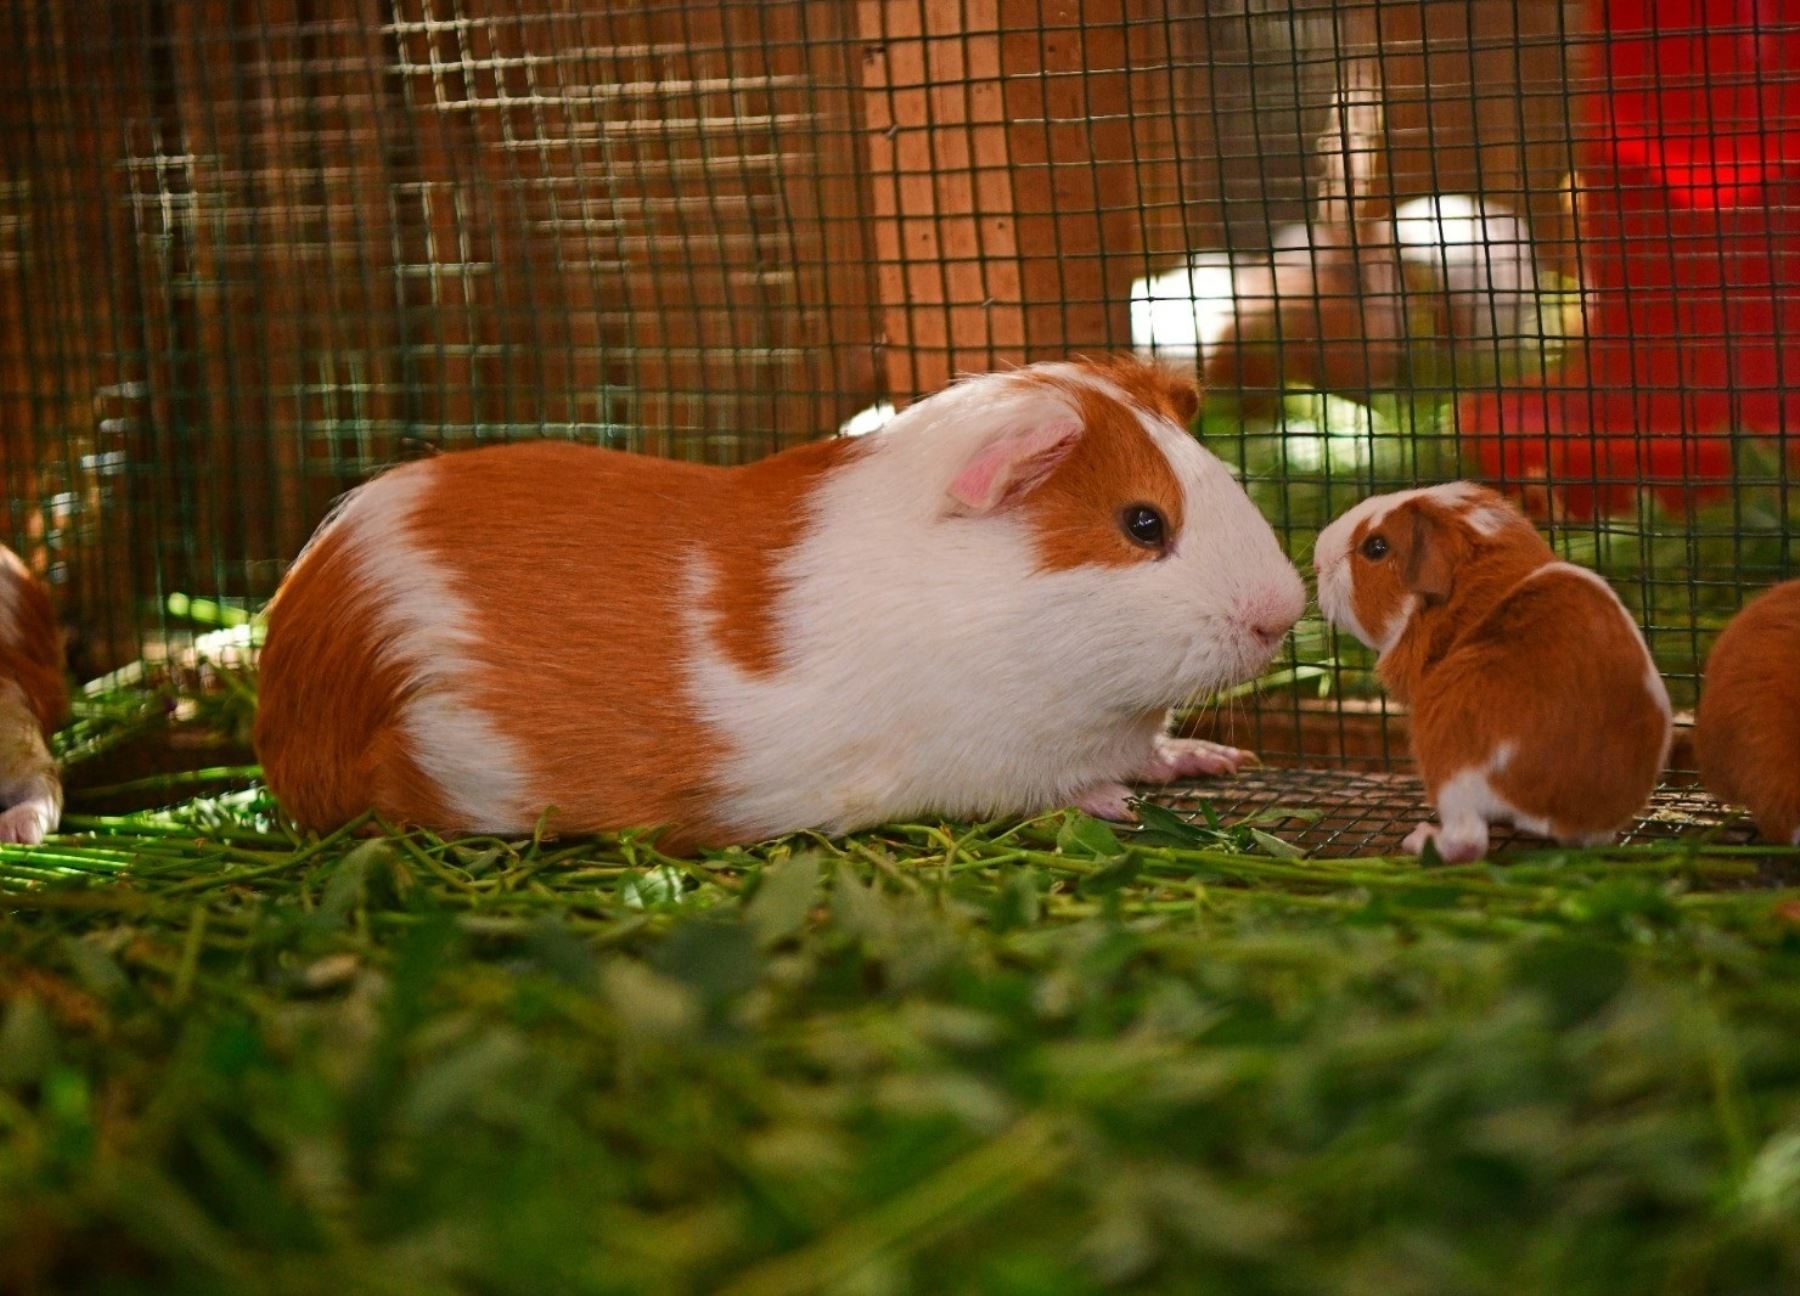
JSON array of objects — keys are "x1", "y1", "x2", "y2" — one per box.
[
  {"x1": 857, "y1": 0, "x2": 1024, "y2": 399},
  {"x1": 859, "y1": 0, "x2": 1154, "y2": 402},
  {"x1": 1000, "y1": 0, "x2": 1145, "y2": 358}
]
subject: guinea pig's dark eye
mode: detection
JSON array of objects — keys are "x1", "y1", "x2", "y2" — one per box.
[
  {"x1": 1122, "y1": 504, "x2": 1167, "y2": 549},
  {"x1": 1360, "y1": 534, "x2": 1390, "y2": 561}
]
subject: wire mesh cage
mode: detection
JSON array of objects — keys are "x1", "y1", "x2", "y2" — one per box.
[{"x1": 3, "y1": 0, "x2": 1796, "y2": 804}]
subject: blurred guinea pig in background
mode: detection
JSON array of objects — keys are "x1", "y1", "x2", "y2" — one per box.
[
  {"x1": 1695, "y1": 580, "x2": 1800, "y2": 845},
  {"x1": 256, "y1": 356, "x2": 1306, "y2": 851},
  {"x1": 1129, "y1": 193, "x2": 1556, "y2": 410},
  {"x1": 0, "y1": 546, "x2": 69, "y2": 844}
]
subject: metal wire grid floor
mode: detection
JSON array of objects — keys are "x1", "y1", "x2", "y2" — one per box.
[{"x1": 1150, "y1": 768, "x2": 1760, "y2": 858}]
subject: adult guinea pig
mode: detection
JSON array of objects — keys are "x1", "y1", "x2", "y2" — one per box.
[
  {"x1": 1314, "y1": 483, "x2": 1670, "y2": 863},
  {"x1": 255, "y1": 357, "x2": 1307, "y2": 850},
  {"x1": 1694, "y1": 580, "x2": 1800, "y2": 845},
  {"x1": 0, "y1": 546, "x2": 68, "y2": 844}
]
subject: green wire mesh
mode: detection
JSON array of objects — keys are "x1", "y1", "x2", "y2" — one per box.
[{"x1": 3, "y1": 0, "x2": 1795, "y2": 774}]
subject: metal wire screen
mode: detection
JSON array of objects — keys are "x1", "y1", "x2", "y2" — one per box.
[{"x1": 4, "y1": 0, "x2": 1796, "y2": 774}]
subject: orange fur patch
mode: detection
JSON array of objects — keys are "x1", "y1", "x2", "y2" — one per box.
[
  {"x1": 1079, "y1": 354, "x2": 1201, "y2": 425},
  {"x1": 257, "y1": 437, "x2": 864, "y2": 851},
  {"x1": 1362, "y1": 490, "x2": 1664, "y2": 839},
  {"x1": 1695, "y1": 580, "x2": 1800, "y2": 843},
  {"x1": 1409, "y1": 569, "x2": 1669, "y2": 838},
  {"x1": 1023, "y1": 368, "x2": 1187, "y2": 572}
]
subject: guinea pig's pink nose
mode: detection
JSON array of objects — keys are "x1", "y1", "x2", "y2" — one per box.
[
  {"x1": 1239, "y1": 591, "x2": 1301, "y2": 648},
  {"x1": 1238, "y1": 583, "x2": 1310, "y2": 648},
  {"x1": 1248, "y1": 617, "x2": 1288, "y2": 649}
]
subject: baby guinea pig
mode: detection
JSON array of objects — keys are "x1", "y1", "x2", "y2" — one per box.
[
  {"x1": 1314, "y1": 483, "x2": 1670, "y2": 862},
  {"x1": 256, "y1": 356, "x2": 1307, "y2": 850},
  {"x1": 0, "y1": 546, "x2": 68, "y2": 844},
  {"x1": 1694, "y1": 580, "x2": 1800, "y2": 844}
]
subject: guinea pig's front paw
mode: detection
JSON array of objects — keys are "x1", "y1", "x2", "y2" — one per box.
[
  {"x1": 0, "y1": 799, "x2": 56, "y2": 845},
  {"x1": 1401, "y1": 821, "x2": 1439, "y2": 857},
  {"x1": 1072, "y1": 782, "x2": 1139, "y2": 823},
  {"x1": 1137, "y1": 736, "x2": 1253, "y2": 782},
  {"x1": 1402, "y1": 818, "x2": 1488, "y2": 865}
]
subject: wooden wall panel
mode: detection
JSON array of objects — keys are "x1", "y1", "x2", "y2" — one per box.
[{"x1": 857, "y1": 0, "x2": 1152, "y2": 403}]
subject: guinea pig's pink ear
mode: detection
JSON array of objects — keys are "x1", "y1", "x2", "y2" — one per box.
[{"x1": 946, "y1": 420, "x2": 1084, "y2": 514}]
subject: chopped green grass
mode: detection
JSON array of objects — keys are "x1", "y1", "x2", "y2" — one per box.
[{"x1": 4, "y1": 682, "x2": 1800, "y2": 1294}]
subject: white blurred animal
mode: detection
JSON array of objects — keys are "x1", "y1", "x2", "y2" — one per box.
[
  {"x1": 1129, "y1": 194, "x2": 1549, "y2": 399},
  {"x1": 1387, "y1": 195, "x2": 1545, "y2": 346}
]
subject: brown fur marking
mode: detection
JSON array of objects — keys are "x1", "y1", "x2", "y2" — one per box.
[
  {"x1": 1695, "y1": 580, "x2": 1800, "y2": 843},
  {"x1": 1022, "y1": 364, "x2": 1188, "y2": 573},
  {"x1": 1361, "y1": 488, "x2": 1666, "y2": 839},
  {"x1": 257, "y1": 437, "x2": 865, "y2": 851},
  {"x1": 1353, "y1": 495, "x2": 1552, "y2": 703},
  {"x1": 1080, "y1": 354, "x2": 1202, "y2": 425}
]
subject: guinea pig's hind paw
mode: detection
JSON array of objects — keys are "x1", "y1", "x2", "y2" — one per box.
[
  {"x1": 1073, "y1": 783, "x2": 1139, "y2": 822},
  {"x1": 0, "y1": 801, "x2": 54, "y2": 846},
  {"x1": 1141, "y1": 737, "x2": 1252, "y2": 781}
]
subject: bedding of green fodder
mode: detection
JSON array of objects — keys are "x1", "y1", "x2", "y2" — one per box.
[{"x1": 4, "y1": 679, "x2": 1800, "y2": 1295}]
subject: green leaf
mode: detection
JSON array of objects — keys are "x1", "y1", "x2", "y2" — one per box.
[
  {"x1": 1245, "y1": 805, "x2": 1323, "y2": 827},
  {"x1": 58, "y1": 936, "x2": 130, "y2": 1002},
  {"x1": 1248, "y1": 829, "x2": 1306, "y2": 859},
  {"x1": 1078, "y1": 853, "x2": 1143, "y2": 896},
  {"x1": 1741, "y1": 1129, "x2": 1800, "y2": 1220},
  {"x1": 1134, "y1": 802, "x2": 1212, "y2": 848},
  {"x1": 524, "y1": 917, "x2": 599, "y2": 990},
  {"x1": 318, "y1": 838, "x2": 395, "y2": 927},
  {"x1": 830, "y1": 866, "x2": 894, "y2": 941},
  {"x1": 990, "y1": 868, "x2": 1042, "y2": 932},
  {"x1": 601, "y1": 960, "x2": 700, "y2": 1041},
  {"x1": 621, "y1": 864, "x2": 686, "y2": 909},
  {"x1": 744, "y1": 853, "x2": 821, "y2": 947},
  {"x1": 1057, "y1": 813, "x2": 1126, "y2": 860},
  {"x1": 652, "y1": 920, "x2": 760, "y2": 1011},
  {"x1": 0, "y1": 995, "x2": 57, "y2": 1086}
]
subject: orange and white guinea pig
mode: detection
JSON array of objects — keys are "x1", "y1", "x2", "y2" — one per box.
[
  {"x1": 0, "y1": 547, "x2": 68, "y2": 844},
  {"x1": 1314, "y1": 483, "x2": 1670, "y2": 863},
  {"x1": 1694, "y1": 580, "x2": 1800, "y2": 845},
  {"x1": 255, "y1": 357, "x2": 1306, "y2": 850}
]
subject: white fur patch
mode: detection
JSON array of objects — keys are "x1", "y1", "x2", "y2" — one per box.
[
  {"x1": 1425, "y1": 749, "x2": 1558, "y2": 861},
  {"x1": 1377, "y1": 595, "x2": 1419, "y2": 654},
  {"x1": 328, "y1": 465, "x2": 533, "y2": 832},
  {"x1": 688, "y1": 366, "x2": 1304, "y2": 840},
  {"x1": 0, "y1": 557, "x2": 23, "y2": 650}
]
